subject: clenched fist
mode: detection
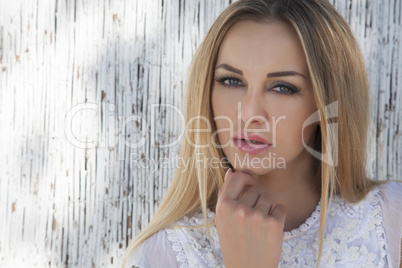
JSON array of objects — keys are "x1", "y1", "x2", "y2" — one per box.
[{"x1": 215, "y1": 169, "x2": 286, "y2": 268}]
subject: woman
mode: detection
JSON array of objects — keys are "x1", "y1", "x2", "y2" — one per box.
[{"x1": 124, "y1": 0, "x2": 402, "y2": 267}]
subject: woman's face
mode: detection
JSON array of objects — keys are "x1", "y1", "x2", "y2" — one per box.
[{"x1": 211, "y1": 20, "x2": 318, "y2": 175}]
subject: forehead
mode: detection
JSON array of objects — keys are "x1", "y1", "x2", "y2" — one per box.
[{"x1": 217, "y1": 20, "x2": 308, "y2": 74}]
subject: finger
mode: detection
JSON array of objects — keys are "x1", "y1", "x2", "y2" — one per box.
[
  {"x1": 237, "y1": 187, "x2": 260, "y2": 207},
  {"x1": 224, "y1": 168, "x2": 233, "y2": 182},
  {"x1": 218, "y1": 168, "x2": 233, "y2": 197},
  {"x1": 270, "y1": 203, "x2": 287, "y2": 223},
  {"x1": 219, "y1": 171, "x2": 256, "y2": 200},
  {"x1": 253, "y1": 192, "x2": 273, "y2": 215}
]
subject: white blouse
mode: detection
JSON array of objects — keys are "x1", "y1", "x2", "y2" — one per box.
[{"x1": 127, "y1": 181, "x2": 402, "y2": 267}]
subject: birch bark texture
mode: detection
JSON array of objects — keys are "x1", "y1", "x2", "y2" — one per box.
[{"x1": 0, "y1": 0, "x2": 401, "y2": 267}]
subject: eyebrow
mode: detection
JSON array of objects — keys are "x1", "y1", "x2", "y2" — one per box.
[
  {"x1": 215, "y1": 63, "x2": 307, "y2": 79},
  {"x1": 267, "y1": 71, "x2": 307, "y2": 79},
  {"x1": 215, "y1": 64, "x2": 243, "y2": 75}
]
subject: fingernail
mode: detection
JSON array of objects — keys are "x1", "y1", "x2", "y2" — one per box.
[{"x1": 224, "y1": 168, "x2": 232, "y2": 182}]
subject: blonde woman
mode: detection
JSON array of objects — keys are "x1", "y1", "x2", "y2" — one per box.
[{"x1": 124, "y1": 0, "x2": 402, "y2": 267}]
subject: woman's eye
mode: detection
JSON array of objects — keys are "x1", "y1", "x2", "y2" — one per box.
[
  {"x1": 270, "y1": 83, "x2": 300, "y2": 95},
  {"x1": 215, "y1": 77, "x2": 244, "y2": 87}
]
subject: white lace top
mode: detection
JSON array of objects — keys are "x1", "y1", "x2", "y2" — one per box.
[{"x1": 127, "y1": 181, "x2": 402, "y2": 267}]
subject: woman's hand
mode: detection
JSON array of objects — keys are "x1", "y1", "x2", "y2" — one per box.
[{"x1": 215, "y1": 169, "x2": 286, "y2": 268}]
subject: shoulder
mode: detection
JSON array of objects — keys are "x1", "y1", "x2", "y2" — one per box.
[
  {"x1": 126, "y1": 229, "x2": 180, "y2": 268},
  {"x1": 127, "y1": 210, "x2": 223, "y2": 268},
  {"x1": 375, "y1": 179, "x2": 402, "y2": 221},
  {"x1": 376, "y1": 180, "x2": 402, "y2": 202},
  {"x1": 375, "y1": 180, "x2": 402, "y2": 221},
  {"x1": 324, "y1": 181, "x2": 401, "y2": 246},
  {"x1": 311, "y1": 181, "x2": 401, "y2": 267},
  {"x1": 166, "y1": 209, "x2": 224, "y2": 268},
  {"x1": 356, "y1": 180, "x2": 402, "y2": 230},
  {"x1": 374, "y1": 180, "x2": 402, "y2": 267}
]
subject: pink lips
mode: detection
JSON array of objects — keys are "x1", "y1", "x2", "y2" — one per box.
[{"x1": 232, "y1": 133, "x2": 271, "y2": 155}]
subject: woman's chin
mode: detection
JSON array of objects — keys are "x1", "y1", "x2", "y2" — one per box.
[
  {"x1": 231, "y1": 166, "x2": 275, "y2": 176},
  {"x1": 227, "y1": 152, "x2": 287, "y2": 175}
]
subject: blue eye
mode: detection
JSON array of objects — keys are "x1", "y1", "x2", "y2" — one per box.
[
  {"x1": 215, "y1": 77, "x2": 301, "y2": 95},
  {"x1": 270, "y1": 83, "x2": 300, "y2": 95},
  {"x1": 215, "y1": 76, "x2": 244, "y2": 87}
]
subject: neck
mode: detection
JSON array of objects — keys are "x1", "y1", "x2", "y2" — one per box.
[{"x1": 251, "y1": 150, "x2": 320, "y2": 232}]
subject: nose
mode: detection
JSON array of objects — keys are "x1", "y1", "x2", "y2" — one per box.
[{"x1": 240, "y1": 91, "x2": 270, "y2": 128}]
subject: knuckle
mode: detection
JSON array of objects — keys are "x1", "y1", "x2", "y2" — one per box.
[
  {"x1": 265, "y1": 217, "x2": 283, "y2": 229},
  {"x1": 221, "y1": 196, "x2": 232, "y2": 207},
  {"x1": 216, "y1": 196, "x2": 232, "y2": 214},
  {"x1": 251, "y1": 210, "x2": 266, "y2": 223},
  {"x1": 277, "y1": 204, "x2": 287, "y2": 215},
  {"x1": 234, "y1": 203, "x2": 249, "y2": 218}
]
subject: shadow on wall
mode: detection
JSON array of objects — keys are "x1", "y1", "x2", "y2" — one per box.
[{"x1": 0, "y1": 0, "x2": 236, "y2": 267}]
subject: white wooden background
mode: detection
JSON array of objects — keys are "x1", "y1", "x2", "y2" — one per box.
[{"x1": 0, "y1": 0, "x2": 401, "y2": 267}]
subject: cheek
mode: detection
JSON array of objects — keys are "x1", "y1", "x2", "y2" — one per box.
[
  {"x1": 211, "y1": 89, "x2": 222, "y2": 117},
  {"x1": 273, "y1": 107, "x2": 316, "y2": 146},
  {"x1": 212, "y1": 87, "x2": 232, "y2": 107},
  {"x1": 211, "y1": 89, "x2": 231, "y2": 145},
  {"x1": 211, "y1": 89, "x2": 238, "y2": 125}
]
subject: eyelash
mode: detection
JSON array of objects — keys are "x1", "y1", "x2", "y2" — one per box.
[{"x1": 214, "y1": 76, "x2": 301, "y2": 95}]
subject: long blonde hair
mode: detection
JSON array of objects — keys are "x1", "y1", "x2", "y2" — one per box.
[{"x1": 124, "y1": 0, "x2": 381, "y2": 265}]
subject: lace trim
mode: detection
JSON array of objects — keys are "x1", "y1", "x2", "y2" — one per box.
[
  {"x1": 204, "y1": 202, "x2": 322, "y2": 240},
  {"x1": 370, "y1": 189, "x2": 388, "y2": 267},
  {"x1": 165, "y1": 228, "x2": 190, "y2": 268},
  {"x1": 283, "y1": 200, "x2": 321, "y2": 240},
  {"x1": 166, "y1": 210, "x2": 224, "y2": 268},
  {"x1": 166, "y1": 186, "x2": 390, "y2": 267},
  {"x1": 279, "y1": 188, "x2": 388, "y2": 267}
]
